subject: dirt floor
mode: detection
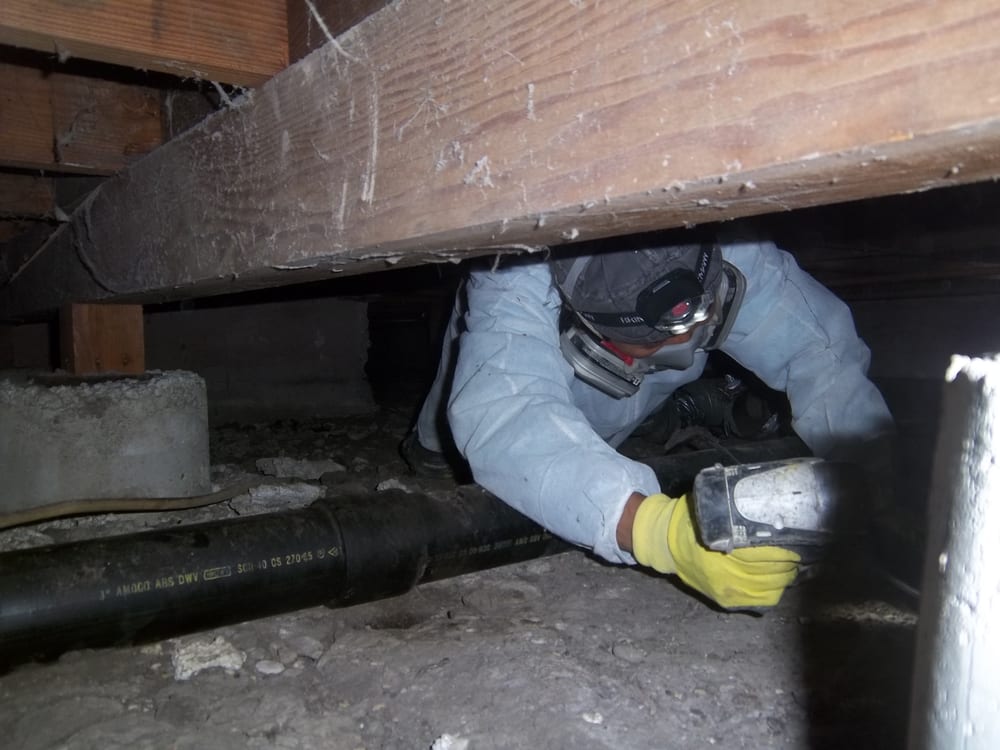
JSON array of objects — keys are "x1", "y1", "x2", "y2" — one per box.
[{"x1": 0, "y1": 400, "x2": 920, "y2": 750}]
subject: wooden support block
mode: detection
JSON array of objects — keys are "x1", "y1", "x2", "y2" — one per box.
[
  {"x1": 0, "y1": 0, "x2": 288, "y2": 86},
  {"x1": 59, "y1": 303, "x2": 144, "y2": 375}
]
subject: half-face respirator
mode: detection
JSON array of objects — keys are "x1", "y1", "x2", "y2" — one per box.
[{"x1": 558, "y1": 259, "x2": 745, "y2": 399}]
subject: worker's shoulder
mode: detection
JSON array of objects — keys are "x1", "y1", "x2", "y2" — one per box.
[
  {"x1": 719, "y1": 238, "x2": 789, "y2": 275},
  {"x1": 468, "y1": 253, "x2": 554, "y2": 287}
]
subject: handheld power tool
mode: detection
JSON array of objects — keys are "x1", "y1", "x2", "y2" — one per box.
[{"x1": 691, "y1": 457, "x2": 864, "y2": 555}]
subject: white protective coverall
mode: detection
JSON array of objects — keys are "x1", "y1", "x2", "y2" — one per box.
[{"x1": 415, "y1": 239, "x2": 894, "y2": 565}]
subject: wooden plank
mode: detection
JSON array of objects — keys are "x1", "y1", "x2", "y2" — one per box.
[
  {"x1": 287, "y1": 0, "x2": 391, "y2": 63},
  {"x1": 4, "y1": 0, "x2": 1000, "y2": 318},
  {"x1": 0, "y1": 0, "x2": 288, "y2": 87},
  {"x1": 50, "y1": 70, "x2": 163, "y2": 171},
  {"x1": 0, "y1": 61, "x2": 163, "y2": 173},
  {"x1": 0, "y1": 63, "x2": 52, "y2": 172},
  {"x1": 59, "y1": 303, "x2": 144, "y2": 374}
]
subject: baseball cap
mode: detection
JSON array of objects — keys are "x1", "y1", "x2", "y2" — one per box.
[{"x1": 550, "y1": 236, "x2": 724, "y2": 345}]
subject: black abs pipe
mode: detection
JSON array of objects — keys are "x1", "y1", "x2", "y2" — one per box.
[
  {"x1": 0, "y1": 484, "x2": 564, "y2": 669},
  {"x1": 0, "y1": 436, "x2": 809, "y2": 668}
]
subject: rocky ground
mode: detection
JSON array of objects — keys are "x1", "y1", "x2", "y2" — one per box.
[{"x1": 0, "y1": 401, "x2": 920, "y2": 750}]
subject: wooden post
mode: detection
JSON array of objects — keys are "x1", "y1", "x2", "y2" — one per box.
[{"x1": 59, "y1": 303, "x2": 144, "y2": 375}]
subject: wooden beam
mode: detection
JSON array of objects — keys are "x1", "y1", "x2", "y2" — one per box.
[
  {"x1": 0, "y1": 174, "x2": 55, "y2": 254},
  {"x1": 0, "y1": 61, "x2": 163, "y2": 173},
  {"x1": 0, "y1": 1, "x2": 287, "y2": 87},
  {"x1": 287, "y1": 0, "x2": 391, "y2": 64},
  {"x1": 0, "y1": 174, "x2": 104, "y2": 256},
  {"x1": 0, "y1": 219, "x2": 65, "y2": 315},
  {"x1": 0, "y1": 173, "x2": 104, "y2": 255},
  {"x1": 4, "y1": 0, "x2": 1000, "y2": 318},
  {"x1": 59, "y1": 303, "x2": 144, "y2": 374}
]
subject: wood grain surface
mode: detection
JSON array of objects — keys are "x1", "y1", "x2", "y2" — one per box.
[
  {"x1": 3, "y1": 0, "x2": 1000, "y2": 317},
  {"x1": 0, "y1": 0, "x2": 288, "y2": 86}
]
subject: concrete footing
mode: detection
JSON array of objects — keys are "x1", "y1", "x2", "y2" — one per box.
[{"x1": 0, "y1": 370, "x2": 210, "y2": 514}]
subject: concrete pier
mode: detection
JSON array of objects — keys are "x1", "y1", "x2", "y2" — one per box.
[{"x1": 0, "y1": 370, "x2": 210, "y2": 514}]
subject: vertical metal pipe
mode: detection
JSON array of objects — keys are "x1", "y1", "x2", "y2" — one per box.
[{"x1": 909, "y1": 355, "x2": 1000, "y2": 749}]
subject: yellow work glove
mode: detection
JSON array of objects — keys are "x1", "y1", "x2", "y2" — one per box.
[{"x1": 631, "y1": 493, "x2": 800, "y2": 609}]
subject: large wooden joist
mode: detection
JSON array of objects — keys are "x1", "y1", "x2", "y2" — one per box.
[{"x1": 3, "y1": 0, "x2": 1000, "y2": 319}]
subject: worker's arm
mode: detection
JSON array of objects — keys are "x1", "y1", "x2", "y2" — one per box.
[
  {"x1": 720, "y1": 239, "x2": 895, "y2": 467},
  {"x1": 616, "y1": 492, "x2": 646, "y2": 553},
  {"x1": 446, "y1": 256, "x2": 800, "y2": 606},
  {"x1": 446, "y1": 258, "x2": 659, "y2": 565}
]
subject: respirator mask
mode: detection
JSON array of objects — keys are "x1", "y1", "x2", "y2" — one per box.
[{"x1": 557, "y1": 256, "x2": 745, "y2": 399}]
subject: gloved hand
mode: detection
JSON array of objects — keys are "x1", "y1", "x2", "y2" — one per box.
[{"x1": 631, "y1": 493, "x2": 800, "y2": 609}]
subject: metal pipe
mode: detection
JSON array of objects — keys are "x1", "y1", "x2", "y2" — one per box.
[{"x1": 0, "y1": 437, "x2": 809, "y2": 668}]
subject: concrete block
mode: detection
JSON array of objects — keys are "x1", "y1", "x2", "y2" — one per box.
[{"x1": 0, "y1": 370, "x2": 210, "y2": 513}]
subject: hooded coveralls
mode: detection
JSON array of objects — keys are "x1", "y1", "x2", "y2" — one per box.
[{"x1": 415, "y1": 239, "x2": 894, "y2": 565}]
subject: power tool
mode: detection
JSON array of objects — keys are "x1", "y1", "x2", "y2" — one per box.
[{"x1": 691, "y1": 457, "x2": 864, "y2": 554}]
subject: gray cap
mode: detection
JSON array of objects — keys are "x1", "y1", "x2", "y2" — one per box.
[{"x1": 550, "y1": 239, "x2": 723, "y2": 344}]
